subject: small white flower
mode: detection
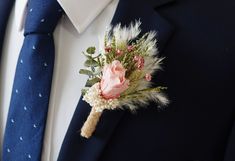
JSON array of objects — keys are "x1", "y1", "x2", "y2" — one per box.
[{"x1": 83, "y1": 83, "x2": 119, "y2": 112}]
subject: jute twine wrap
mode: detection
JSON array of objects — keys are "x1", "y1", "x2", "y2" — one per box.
[{"x1": 81, "y1": 107, "x2": 102, "y2": 138}]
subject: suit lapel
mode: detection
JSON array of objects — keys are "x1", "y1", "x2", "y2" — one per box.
[
  {"x1": 111, "y1": 0, "x2": 174, "y2": 52},
  {"x1": 58, "y1": 0, "x2": 174, "y2": 161}
]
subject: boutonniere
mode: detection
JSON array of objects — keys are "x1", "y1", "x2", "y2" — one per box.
[{"x1": 79, "y1": 21, "x2": 169, "y2": 138}]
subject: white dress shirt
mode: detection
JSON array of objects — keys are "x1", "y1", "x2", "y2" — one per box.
[{"x1": 0, "y1": 0, "x2": 119, "y2": 160}]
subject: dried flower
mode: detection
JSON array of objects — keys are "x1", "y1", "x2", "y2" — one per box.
[
  {"x1": 134, "y1": 55, "x2": 145, "y2": 69},
  {"x1": 127, "y1": 45, "x2": 134, "y2": 52},
  {"x1": 116, "y1": 49, "x2": 124, "y2": 56},
  {"x1": 105, "y1": 46, "x2": 112, "y2": 53},
  {"x1": 145, "y1": 73, "x2": 152, "y2": 81}
]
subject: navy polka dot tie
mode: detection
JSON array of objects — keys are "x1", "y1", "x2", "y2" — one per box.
[{"x1": 3, "y1": 0, "x2": 63, "y2": 160}]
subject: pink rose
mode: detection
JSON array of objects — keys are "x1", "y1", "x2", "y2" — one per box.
[
  {"x1": 100, "y1": 60, "x2": 129, "y2": 99},
  {"x1": 134, "y1": 55, "x2": 145, "y2": 69}
]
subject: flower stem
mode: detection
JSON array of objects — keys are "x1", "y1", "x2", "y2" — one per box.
[{"x1": 81, "y1": 107, "x2": 102, "y2": 138}]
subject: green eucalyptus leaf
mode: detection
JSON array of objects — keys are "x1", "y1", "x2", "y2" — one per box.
[
  {"x1": 84, "y1": 59, "x2": 99, "y2": 67},
  {"x1": 85, "y1": 77, "x2": 101, "y2": 87},
  {"x1": 79, "y1": 69, "x2": 94, "y2": 76},
  {"x1": 86, "y1": 47, "x2": 96, "y2": 54}
]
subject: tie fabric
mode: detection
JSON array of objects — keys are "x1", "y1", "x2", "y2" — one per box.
[
  {"x1": 0, "y1": 0, "x2": 15, "y2": 60},
  {"x1": 2, "y1": 0, "x2": 62, "y2": 160}
]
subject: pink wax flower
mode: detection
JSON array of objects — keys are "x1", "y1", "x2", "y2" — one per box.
[
  {"x1": 134, "y1": 55, "x2": 145, "y2": 69},
  {"x1": 105, "y1": 46, "x2": 112, "y2": 53},
  {"x1": 116, "y1": 49, "x2": 124, "y2": 56},
  {"x1": 100, "y1": 60, "x2": 129, "y2": 99},
  {"x1": 145, "y1": 73, "x2": 152, "y2": 81},
  {"x1": 127, "y1": 45, "x2": 134, "y2": 52}
]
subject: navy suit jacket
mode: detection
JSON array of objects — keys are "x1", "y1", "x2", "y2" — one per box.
[
  {"x1": 1, "y1": 0, "x2": 234, "y2": 161},
  {"x1": 0, "y1": 0, "x2": 14, "y2": 59},
  {"x1": 57, "y1": 0, "x2": 235, "y2": 161}
]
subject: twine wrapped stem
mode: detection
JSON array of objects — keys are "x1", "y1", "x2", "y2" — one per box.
[{"x1": 81, "y1": 107, "x2": 102, "y2": 138}]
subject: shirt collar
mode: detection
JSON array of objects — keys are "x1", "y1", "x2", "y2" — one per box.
[{"x1": 57, "y1": 0, "x2": 113, "y2": 33}]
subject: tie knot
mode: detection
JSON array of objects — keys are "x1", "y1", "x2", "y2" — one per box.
[{"x1": 24, "y1": 0, "x2": 63, "y2": 36}]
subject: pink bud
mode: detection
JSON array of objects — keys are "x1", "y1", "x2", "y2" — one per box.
[
  {"x1": 127, "y1": 45, "x2": 134, "y2": 52},
  {"x1": 134, "y1": 55, "x2": 139, "y2": 61},
  {"x1": 116, "y1": 49, "x2": 123, "y2": 56},
  {"x1": 134, "y1": 55, "x2": 145, "y2": 69},
  {"x1": 145, "y1": 73, "x2": 152, "y2": 81},
  {"x1": 105, "y1": 47, "x2": 112, "y2": 52}
]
